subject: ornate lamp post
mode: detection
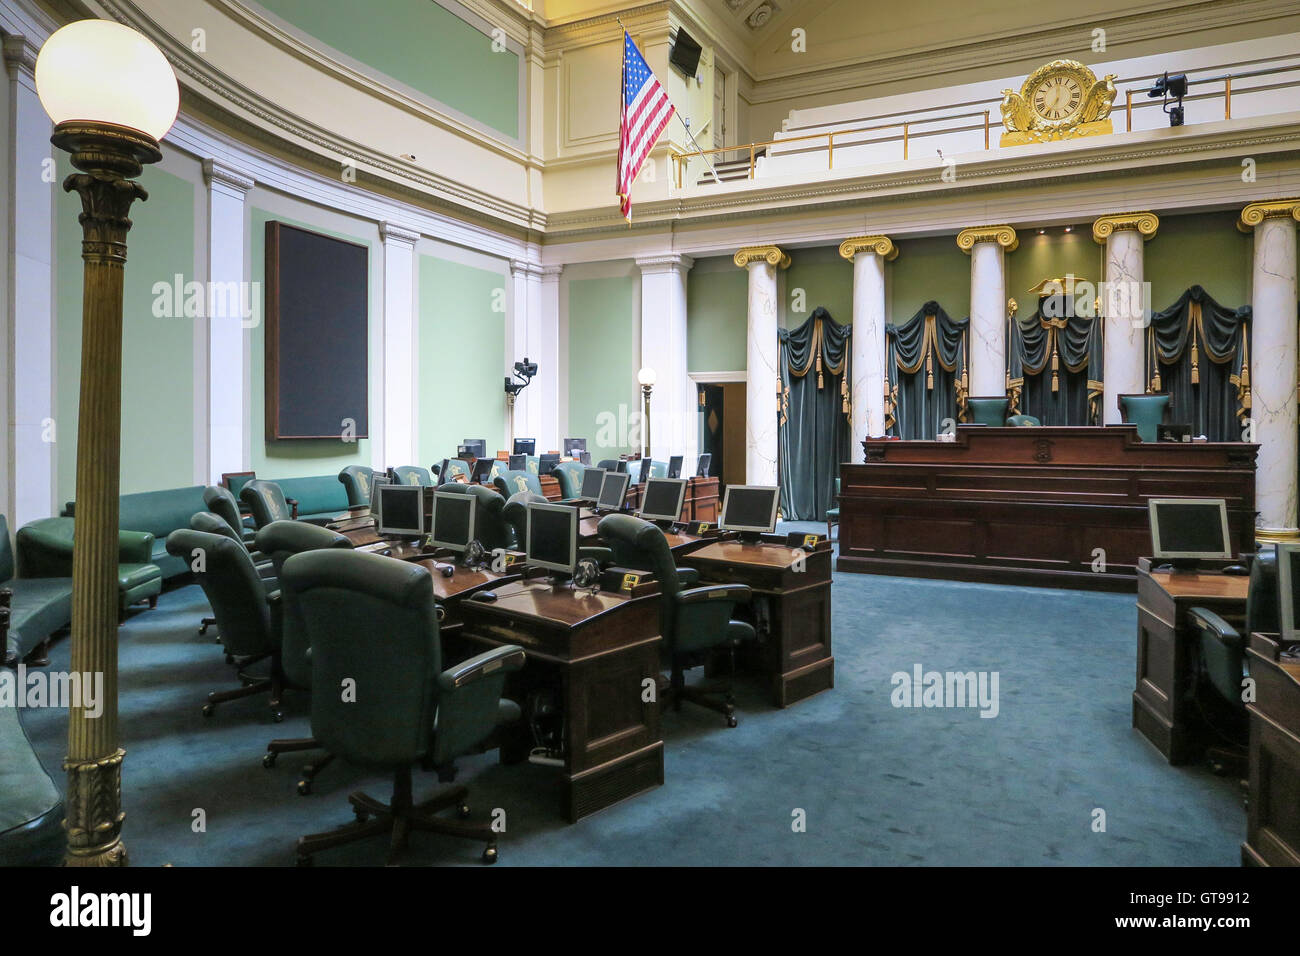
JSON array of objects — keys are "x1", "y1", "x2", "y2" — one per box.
[
  {"x1": 637, "y1": 366, "x2": 656, "y2": 460},
  {"x1": 35, "y1": 18, "x2": 179, "y2": 866}
]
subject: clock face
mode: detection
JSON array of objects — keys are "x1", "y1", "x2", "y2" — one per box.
[{"x1": 1031, "y1": 74, "x2": 1083, "y2": 123}]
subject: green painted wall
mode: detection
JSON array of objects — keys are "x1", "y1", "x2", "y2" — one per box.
[
  {"x1": 687, "y1": 256, "x2": 747, "y2": 372},
  {"x1": 55, "y1": 162, "x2": 196, "y2": 502},
  {"x1": 249, "y1": 207, "x2": 378, "y2": 478},
  {"x1": 1146, "y1": 210, "x2": 1251, "y2": 310},
  {"x1": 1007, "y1": 229, "x2": 1100, "y2": 315},
  {"x1": 890, "y1": 235, "x2": 969, "y2": 323},
  {"x1": 782, "y1": 246, "x2": 852, "y2": 329},
  {"x1": 255, "y1": 0, "x2": 519, "y2": 139},
  {"x1": 417, "y1": 255, "x2": 506, "y2": 464},
  {"x1": 568, "y1": 275, "x2": 639, "y2": 457}
]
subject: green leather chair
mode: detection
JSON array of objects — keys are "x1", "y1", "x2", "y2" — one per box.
[
  {"x1": 501, "y1": 491, "x2": 548, "y2": 550},
  {"x1": 338, "y1": 465, "x2": 376, "y2": 508},
  {"x1": 1118, "y1": 393, "x2": 1172, "y2": 442},
  {"x1": 439, "y1": 459, "x2": 472, "y2": 484},
  {"x1": 966, "y1": 396, "x2": 1011, "y2": 427},
  {"x1": 204, "y1": 485, "x2": 255, "y2": 544},
  {"x1": 597, "y1": 514, "x2": 754, "y2": 726},
  {"x1": 552, "y1": 461, "x2": 585, "y2": 500},
  {"x1": 1006, "y1": 414, "x2": 1041, "y2": 427},
  {"x1": 493, "y1": 469, "x2": 543, "y2": 499},
  {"x1": 165, "y1": 528, "x2": 288, "y2": 722},
  {"x1": 241, "y1": 479, "x2": 294, "y2": 529},
  {"x1": 438, "y1": 485, "x2": 512, "y2": 551},
  {"x1": 190, "y1": 510, "x2": 274, "y2": 638},
  {"x1": 392, "y1": 465, "x2": 433, "y2": 486},
  {"x1": 282, "y1": 548, "x2": 525, "y2": 865},
  {"x1": 596, "y1": 459, "x2": 626, "y2": 473},
  {"x1": 0, "y1": 701, "x2": 63, "y2": 865},
  {"x1": 826, "y1": 477, "x2": 841, "y2": 540}
]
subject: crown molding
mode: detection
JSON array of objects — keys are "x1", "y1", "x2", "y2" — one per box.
[
  {"x1": 1092, "y1": 211, "x2": 1159, "y2": 243},
  {"x1": 1237, "y1": 198, "x2": 1300, "y2": 231},
  {"x1": 734, "y1": 245, "x2": 790, "y2": 268},
  {"x1": 838, "y1": 235, "x2": 898, "y2": 261}
]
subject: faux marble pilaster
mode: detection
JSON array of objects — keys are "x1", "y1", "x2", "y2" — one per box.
[
  {"x1": 839, "y1": 236, "x2": 895, "y2": 445},
  {"x1": 957, "y1": 226, "x2": 1018, "y2": 397},
  {"x1": 636, "y1": 254, "x2": 694, "y2": 469},
  {"x1": 1094, "y1": 212, "x2": 1158, "y2": 424},
  {"x1": 380, "y1": 223, "x2": 420, "y2": 469},
  {"x1": 735, "y1": 246, "x2": 789, "y2": 485}
]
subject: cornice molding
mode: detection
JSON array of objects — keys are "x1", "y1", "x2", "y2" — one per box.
[
  {"x1": 1092, "y1": 211, "x2": 1159, "y2": 243},
  {"x1": 957, "y1": 225, "x2": 1019, "y2": 253},
  {"x1": 202, "y1": 158, "x2": 255, "y2": 194},
  {"x1": 1, "y1": 34, "x2": 37, "y2": 78},
  {"x1": 1237, "y1": 198, "x2": 1300, "y2": 231},
  {"x1": 380, "y1": 222, "x2": 421, "y2": 245},
  {"x1": 838, "y1": 235, "x2": 898, "y2": 261},
  {"x1": 734, "y1": 245, "x2": 790, "y2": 269},
  {"x1": 636, "y1": 253, "x2": 695, "y2": 273}
]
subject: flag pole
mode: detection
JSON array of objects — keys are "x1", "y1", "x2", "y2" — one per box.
[{"x1": 616, "y1": 18, "x2": 723, "y2": 188}]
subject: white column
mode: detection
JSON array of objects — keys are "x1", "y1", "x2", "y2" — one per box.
[
  {"x1": 508, "y1": 259, "x2": 538, "y2": 447},
  {"x1": 536, "y1": 266, "x2": 562, "y2": 451},
  {"x1": 4, "y1": 36, "x2": 55, "y2": 525},
  {"x1": 957, "y1": 226, "x2": 1018, "y2": 397},
  {"x1": 840, "y1": 236, "x2": 895, "y2": 445},
  {"x1": 636, "y1": 254, "x2": 695, "y2": 469},
  {"x1": 735, "y1": 246, "x2": 788, "y2": 485},
  {"x1": 1094, "y1": 213, "x2": 1159, "y2": 423},
  {"x1": 379, "y1": 222, "x2": 419, "y2": 469},
  {"x1": 1240, "y1": 200, "x2": 1300, "y2": 539},
  {"x1": 201, "y1": 159, "x2": 254, "y2": 485}
]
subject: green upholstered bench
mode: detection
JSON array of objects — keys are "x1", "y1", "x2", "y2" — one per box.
[
  {"x1": 3, "y1": 514, "x2": 74, "y2": 667},
  {"x1": 17, "y1": 518, "x2": 161, "y2": 624},
  {"x1": 64, "y1": 485, "x2": 208, "y2": 580},
  {"x1": 0, "y1": 701, "x2": 63, "y2": 865},
  {"x1": 271, "y1": 475, "x2": 352, "y2": 525}
]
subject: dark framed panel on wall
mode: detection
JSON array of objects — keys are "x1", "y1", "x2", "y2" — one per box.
[{"x1": 264, "y1": 220, "x2": 370, "y2": 440}]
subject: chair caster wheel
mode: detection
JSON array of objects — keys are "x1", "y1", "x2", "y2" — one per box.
[
  {"x1": 271, "y1": 711, "x2": 283, "y2": 723},
  {"x1": 726, "y1": 716, "x2": 738, "y2": 728},
  {"x1": 199, "y1": 623, "x2": 209, "y2": 636},
  {"x1": 201, "y1": 704, "x2": 214, "y2": 718},
  {"x1": 457, "y1": 803, "x2": 471, "y2": 819},
  {"x1": 297, "y1": 779, "x2": 312, "y2": 796},
  {"x1": 482, "y1": 845, "x2": 498, "y2": 864},
  {"x1": 262, "y1": 752, "x2": 277, "y2": 769}
]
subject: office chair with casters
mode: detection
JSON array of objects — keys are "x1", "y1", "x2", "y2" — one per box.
[
  {"x1": 189, "y1": 511, "x2": 277, "y2": 641},
  {"x1": 493, "y1": 469, "x2": 543, "y2": 499},
  {"x1": 1186, "y1": 547, "x2": 1276, "y2": 777},
  {"x1": 440, "y1": 459, "x2": 472, "y2": 483},
  {"x1": 966, "y1": 396, "x2": 1011, "y2": 427},
  {"x1": 164, "y1": 528, "x2": 288, "y2": 722},
  {"x1": 826, "y1": 477, "x2": 841, "y2": 540},
  {"x1": 392, "y1": 465, "x2": 433, "y2": 486},
  {"x1": 282, "y1": 549, "x2": 525, "y2": 865},
  {"x1": 596, "y1": 459, "x2": 627, "y2": 473},
  {"x1": 241, "y1": 479, "x2": 295, "y2": 529},
  {"x1": 204, "y1": 485, "x2": 254, "y2": 544},
  {"x1": 552, "y1": 461, "x2": 585, "y2": 500},
  {"x1": 501, "y1": 491, "x2": 548, "y2": 549},
  {"x1": 1006, "y1": 414, "x2": 1041, "y2": 427},
  {"x1": 452, "y1": 485, "x2": 512, "y2": 552},
  {"x1": 1117, "y1": 393, "x2": 1172, "y2": 442},
  {"x1": 254, "y1": 520, "x2": 353, "y2": 793},
  {"x1": 338, "y1": 465, "x2": 377, "y2": 508},
  {"x1": 597, "y1": 514, "x2": 753, "y2": 727}
]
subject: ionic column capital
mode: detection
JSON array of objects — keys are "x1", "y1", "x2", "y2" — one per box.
[
  {"x1": 734, "y1": 245, "x2": 790, "y2": 269},
  {"x1": 1237, "y1": 198, "x2": 1300, "y2": 232},
  {"x1": 838, "y1": 235, "x2": 898, "y2": 262},
  {"x1": 957, "y1": 225, "x2": 1018, "y2": 253},
  {"x1": 1092, "y1": 211, "x2": 1159, "y2": 244}
]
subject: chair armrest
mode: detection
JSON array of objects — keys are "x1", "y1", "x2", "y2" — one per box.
[
  {"x1": 1187, "y1": 607, "x2": 1242, "y2": 648},
  {"x1": 437, "y1": 645, "x2": 526, "y2": 692},
  {"x1": 578, "y1": 546, "x2": 613, "y2": 566},
  {"x1": 677, "y1": 583, "x2": 753, "y2": 606},
  {"x1": 676, "y1": 567, "x2": 700, "y2": 588},
  {"x1": 285, "y1": 498, "x2": 299, "y2": 520},
  {"x1": 117, "y1": 530, "x2": 154, "y2": 565}
]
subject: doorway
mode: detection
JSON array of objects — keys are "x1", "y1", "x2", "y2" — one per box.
[{"x1": 698, "y1": 382, "x2": 746, "y2": 492}]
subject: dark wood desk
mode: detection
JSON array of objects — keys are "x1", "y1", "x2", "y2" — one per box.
[
  {"x1": 681, "y1": 539, "x2": 834, "y2": 707},
  {"x1": 840, "y1": 426, "x2": 1258, "y2": 590},
  {"x1": 1134, "y1": 562, "x2": 1248, "y2": 763},
  {"x1": 1244, "y1": 632, "x2": 1300, "y2": 866},
  {"x1": 456, "y1": 578, "x2": 664, "y2": 822},
  {"x1": 685, "y1": 476, "x2": 719, "y2": 522}
]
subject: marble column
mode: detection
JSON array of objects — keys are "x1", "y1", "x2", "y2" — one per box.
[
  {"x1": 536, "y1": 266, "x2": 563, "y2": 451},
  {"x1": 636, "y1": 254, "x2": 695, "y2": 468},
  {"x1": 1093, "y1": 212, "x2": 1159, "y2": 424},
  {"x1": 1240, "y1": 199, "x2": 1300, "y2": 539},
  {"x1": 202, "y1": 160, "x2": 255, "y2": 483},
  {"x1": 380, "y1": 223, "x2": 419, "y2": 469},
  {"x1": 957, "y1": 226, "x2": 1018, "y2": 397},
  {"x1": 735, "y1": 245, "x2": 789, "y2": 484},
  {"x1": 508, "y1": 259, "x2": 538, "y2": 448},
  {"x1": 839, "y1": 236, "x2": 896, "y2": 445}
]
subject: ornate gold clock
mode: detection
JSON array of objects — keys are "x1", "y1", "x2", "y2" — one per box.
[{"x1": 1000, "y1": 59, "x2": 1117, "y2": 146}]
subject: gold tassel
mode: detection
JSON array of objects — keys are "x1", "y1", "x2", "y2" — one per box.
[
  {"x1": 925, "y1": 349, "x2": 933, "y2": 390},
  {"x1": 1150, "y1": 368, "x2": 1161, "y2": 392},
  {"x1": 1240, "y1": 333, "x2": 1251, "y2": 412},
  {"x1": 816, "y1": 352, "x2": 823, "y2": 389},
  {"x1": 1190, "y1": 339, "x2": 1200, "y2": 386},
  {"x1": 1051, "y1": 339, "x2": 1059, "y2": 394}
]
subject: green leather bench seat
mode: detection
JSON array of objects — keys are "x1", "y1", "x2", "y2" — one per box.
[
  {"x1": 16, "y1": 518, "x2": 160, "y2": 619},
  {"x1": 64, "y1": 485, "x2": 207, "y2": 580},
  {"x1": 272, "y1": 475, "x2": 352, "y2": 525},
  {"x1": 4, "y1": 577, "x2": 72, "y2": 666},
  {"x1": 0, "y1": 702, "x2": 63, "y2": 865}
]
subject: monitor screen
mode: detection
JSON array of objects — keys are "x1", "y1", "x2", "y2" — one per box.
[
  {"x1": 431, "y1": 491, "x2": 475, "y2": 552},
  {"x1": 637, "y1": 458, "x2": 652, "y2": 485},
  {"x1": 508, "y1": 454, "x2": 527, "y2": 471},
  {"x1": 564, "y1": 438, "x2": 587, "y2": 456},
  {"x1": 640, "y1": 478, "x2": 687, "y2": 523},
  {"x1": 1148, "y1": 498, "x2": 1232, "y2": 559},
  {"x1": 526, "y1": 503, "x2": 577, "y2": 574},
  {"x1": 368, "y1": 473, "x2": 392, "y2": 514},
  {"x1": 720, "y1": 485, "x2": 780, "y2": 533},
  {"x1": 462, "y1": 439, "x2": 487, "y2": 460},
  {"x1": 538, "y1": 454, "x2": 560, "y2": 476},
  {"x1": 377, "y1": 484, "x2": 424, "y2": 537},
  {"x1": 597, "y1": 471, "x2": 631, "y2": 511},
  {"x1": 513, "y1": 438, "x2": 536, "y2": 455},
  {"x1": 696, "y1": 453, "x2": 712, "y2": 478},
  {"x1": 579, "y1": 467, "x2": 605, "y2": 499},
  {"x1": 471, "y1": 458, "x2": 494, "y2": 483},
  {"x1": 1277, "y1": 543, "x2": 1300, "y2": 643},
  {"x1": 667, "y1": 455, "x2": 684, "y2": 479}
]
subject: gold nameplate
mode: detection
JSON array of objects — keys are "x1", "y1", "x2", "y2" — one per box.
[
  {"x1": 621, "y1": 573, "x2": 641, "y2": 592},
  {"x1": 803, "y1": 534, "x2": 820, "y2": 547},
  {"x1": 696, "y1": 523, "x2": 710, "y2": 532}
]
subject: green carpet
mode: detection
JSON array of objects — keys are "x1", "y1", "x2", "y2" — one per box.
[{"x1": 19, "y1": 522, "x2": 1245, "y2": 866}]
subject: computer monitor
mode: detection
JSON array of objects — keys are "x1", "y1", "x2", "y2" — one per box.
[
  {"x1": 526, "y1": 502, "x2": 578, "y2": 576},
  {"x1": 471, "y1": 457, "x2": 494, "y2": 483},
  {"x1": 720, "y1": 485, "x2": 780, "y2": 541},
  {"x1": 462, "y1": 439, "x2": 487, "y2": 460},
  {"x1": 563, "y1": 438, "x2": 587, "y2": 457},
  {"x1": 508, "y1": 454, "x2": 527, "y2": 471},
  {"x1": 368, "y1": 472, "x2": 392, "y2": 516},
  {"x1": 597, "y1": 471, "x2": 631, "y2": 512},
  {"x1": 513, "y1": 438, "x2": 536, "y2": 455},
  {"x1": 430, "y1": 490, "x2": 476, "y2": 554},
  {"x1": 1148, "y1": 497, "x2": 1232, "y2": 571},
  {"x1": 578, "y1": 467, "x2": 605, "y2": 500},
  {"x1": 1275, "y1": 543, "x2": 1300, "y2": 644},
  {"x1": 639, "y1": 478, "x2": 687, "y2": 524},
  {"x1": 667, "y1": 455, "x2": 684, "y2": 479},
  {"x1": 538, "y1": 453, "x2": 560, "y2": 476},
  {"x1": 636, "y1": 457, "x2": 652, "y2": 485},
  {"x1": 377, "y1": 484, "x2": 424, "y2": 538},
  {"x1": 696, "y1": 453, "x2": 712, "y2": 478}
]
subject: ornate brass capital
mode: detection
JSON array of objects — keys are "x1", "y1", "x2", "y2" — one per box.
[
  {"x1": 957, "y1": 225, "x2": 1018, "y2": 253},
  {"x1": 1237, "y1": 199, "x2": 1300, "y2": 233},
  {"x1": 838, "y1": 235, "x2": 898, "y2": 261},
  {"x1": 1092, "y1": 211, "x2": 1159, "y2": 243},
  {"x1": 733, "y1": 245, "x2": 790, "y2": 269}
]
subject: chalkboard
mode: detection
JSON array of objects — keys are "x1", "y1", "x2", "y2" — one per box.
[{"x1": 264, "y1": 221, "x2": 370, "y2": 440}]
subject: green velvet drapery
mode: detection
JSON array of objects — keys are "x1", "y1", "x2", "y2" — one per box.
[
  {"x1": 1007, "y1": 302, "x2": 1103, "y2": 425},
  {"x1": 885, "y1": 302, "x2": 969, "y2": 439},
  {"x1": 1145, "y1": 285, "x2": 1251, "y2": 441},
  {"x1": 778, "y1": 307, "x2": 852, "y2": 521}
]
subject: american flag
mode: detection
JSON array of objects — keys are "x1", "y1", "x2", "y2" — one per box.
[{"x1": 617, "y1": 31, "x2": 674, "y2": 221}]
